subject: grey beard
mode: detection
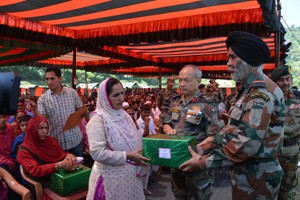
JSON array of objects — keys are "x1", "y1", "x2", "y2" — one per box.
[{"x1": 230, "y1": 60, "x2": 251, "y2": 82}]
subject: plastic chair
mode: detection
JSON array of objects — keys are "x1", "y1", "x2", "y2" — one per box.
[
  {"x1": 0, "y1": 167, "x2": 30, "y2": 200},
  {"x1": 19, "y1": 165, "x2": 43, "y2": 200},
  {"x1": 20, "y1": 165, "x2": 87, "y2": 200}
]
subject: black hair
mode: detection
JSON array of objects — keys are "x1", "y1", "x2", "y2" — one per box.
[
  {"x1": 124, "y1": 106, "x2": 133, "y2": 112},
  {"x1": 140, "y1": 103, "x2": 151, "y2": 112},
  {"x1": 198, "y1": 84, "x2": 206, "y2": 89},
  {"x1": 106, "y1": 78, "x2": 122, "y2": 95},
  {"x1": 18, "y1": 115, "x2": 31, "y2": 124},
  {"x1": 45, "y1": 66, "x2": 62, "y2": 78},
  {"x1": 132, "y1": 100, "x2": 140, "y2": 105},
  {"x1": 87, "y1": 105, "x2": 96, "y2": 112}
]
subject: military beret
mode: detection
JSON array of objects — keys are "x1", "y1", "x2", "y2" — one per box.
[
  {"x1": 226, "y1": 31, "x2": 270, "y2": 67},
  {"x1": 270, "y1": 65, "x2": 291, "y2": 82}
]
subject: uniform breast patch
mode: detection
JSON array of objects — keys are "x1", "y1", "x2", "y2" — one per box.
[{"x1": 250, "y1": 91, "x2": 270, "y2": 102}]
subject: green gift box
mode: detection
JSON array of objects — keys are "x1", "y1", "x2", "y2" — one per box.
[
  {"x1": 49, "y1": 165, "x2": 91, "y2": 196},
  {"x1": 142, "y1": 134, "x2": 197, "y2": 168}
]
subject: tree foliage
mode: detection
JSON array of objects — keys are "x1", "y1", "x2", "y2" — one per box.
[{"x1": 286, "y1": 26, "x2": 300, "y2": 87}]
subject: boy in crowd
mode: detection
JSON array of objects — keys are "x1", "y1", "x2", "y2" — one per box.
[{"x1": 10, "y1": 115, "x2": 31, "y2": 159}]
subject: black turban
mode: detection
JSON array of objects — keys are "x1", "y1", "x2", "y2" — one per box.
[
  {"x1": 226, "y1": 31, "x2": 270, "y2": 67},
  {"x1": 270, "y1": 65, "x2": 291, "y2": 82}
]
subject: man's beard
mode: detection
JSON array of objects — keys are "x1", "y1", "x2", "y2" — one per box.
[{"x1": 229, "y1": 60, "x2": 250, "y2": 82}]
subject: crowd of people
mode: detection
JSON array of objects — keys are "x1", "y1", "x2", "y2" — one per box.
[{"x1": 0, "y1": 31, "x2": 299, "y2": 200}]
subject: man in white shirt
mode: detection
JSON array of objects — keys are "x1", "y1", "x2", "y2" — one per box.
[
  {"x1": 136, "y1": 103, "x2": 156, "y2": 195},
  {"x1": 137, "y1": 104, "x2": 156, "y2": 137}
]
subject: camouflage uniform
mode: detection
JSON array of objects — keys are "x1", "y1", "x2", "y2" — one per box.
[
  {"x1": 164, "y1": 91, "x2": 220, "y2": 200},
  {"x1": 157, "y1": 88, "x2": 178, "y2": 133},
  {"x1": 199, "y1": 74, "x2": 285, "y2": 199},
  {"x1": 206, "y1": 85, "x2": 223, "y2": 107},
  {"x1": 278, "y1": 91, "x2": 300, "y2": 200},
  {"x1": 225, "y1": 92, "x2": 236, "y2": 112}
]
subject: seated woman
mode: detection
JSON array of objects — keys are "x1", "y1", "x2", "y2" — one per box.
[{"x1": 16, "y1": 116, "x2": 78, "y2": 190}]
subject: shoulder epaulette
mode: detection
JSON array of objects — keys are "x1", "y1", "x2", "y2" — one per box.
[
  {"x1": 250, "y1": 91, "x2": 270, "y2": 102},
  {"x1": 199, "y1": 94, "x2": 213, "y2": 104},
  {"x1": 252, "y1": 79, "x2": 266, "y2": 88}
]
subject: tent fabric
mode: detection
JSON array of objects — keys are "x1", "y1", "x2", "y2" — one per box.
[
  {"x1": 0, "y1": 0, "x2": 275, "y2": 47},
  {"x1": 109, "y1": 64, "x2": 275, "y2": 78},
  {"x1": 0, "y1": 0, "x2": 279, "y2": 78},
  {"x1": 32, "y1": 35, "x2": 276, "y2": 78},
  {"x1": 0, "y1": 1, "x2": 263, "y2": 35},
  {"x1": 0, "y1": 36, "x2": 71, "y2": 66},
  {"x1": 102, "y1": 35, "x2": 275, "y2": 63}
]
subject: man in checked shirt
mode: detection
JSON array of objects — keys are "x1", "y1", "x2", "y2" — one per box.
[{"x1": 37, "y1": 66, "x2": 83, "y2": 156}]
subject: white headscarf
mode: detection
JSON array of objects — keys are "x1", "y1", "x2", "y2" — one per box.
[{"x1": 95, "y1": 78, "x2": 141, "y2": 152}]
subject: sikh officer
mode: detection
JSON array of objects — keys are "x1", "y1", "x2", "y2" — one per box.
[
  {"x1": 163, "y1": 64, "x2": 220, "y2": 200},
  {"x1": 180, "y1": 31, "x2": 285, "y2": 199},
  {"x1": 271, "y1": 65, "x2": 300, "y2": 200}
]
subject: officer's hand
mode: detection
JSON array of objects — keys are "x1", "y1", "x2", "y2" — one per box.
[
  {"x1": 179, "y1": 146, "x2": 202, "y2": 172},
  {"x1": 198, "y1": 136, "x2": 214, "y2": 147},
  {"x1": 165, "y1": 128, "x2": 177, "y2": 135}
]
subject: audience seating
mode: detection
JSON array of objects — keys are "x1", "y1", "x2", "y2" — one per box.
[{"x1": 0, "y1": 167, "x2": 30, "y2": 200}]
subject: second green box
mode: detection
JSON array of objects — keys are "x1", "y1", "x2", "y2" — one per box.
[{"x1": 49, "y1": 165, "x2": 91, "y2": 196}]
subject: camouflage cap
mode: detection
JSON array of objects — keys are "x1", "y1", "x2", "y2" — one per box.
[
  {"x1": 270, "y1": 65, "x2": 291, "y2": 82},
  {"x1": 167, "y1": 77, "x2": 175, "y2": 82}
]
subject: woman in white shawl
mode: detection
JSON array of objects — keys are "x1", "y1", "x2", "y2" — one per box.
[{"x1": 86, "y1": 78, "x2": 150, "y2": 200}]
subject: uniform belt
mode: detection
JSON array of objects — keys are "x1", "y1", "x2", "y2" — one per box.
[{"x1": 283, "y1": 137, "x2": 299, "y2": 147}]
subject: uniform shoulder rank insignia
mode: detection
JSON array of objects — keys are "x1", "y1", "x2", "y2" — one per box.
[
  {"x1": 250, "y1": 91, "x2": 270, "y2": 101},
  {"x1": 199, "y1": 94, "x2": 213, "y2": 103}
]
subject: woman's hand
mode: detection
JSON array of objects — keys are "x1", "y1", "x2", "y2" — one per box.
[
  {"x1": 65, "y1": 153, "x2": 77, "y2": 166},
  {"x1": 126, "y1": 148, "x2": 151, "y2": 166},
  {"x1": 58, "y1": 154, "x2": 78, "y2": 171}
]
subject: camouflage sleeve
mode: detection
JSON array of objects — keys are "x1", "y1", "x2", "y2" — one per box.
[
  {"x1": 200, "y1": 89, "x2": 285, "y2": 169},
  {"x1": 203, "y1": 103, "x2": 220, "y2": 136},
  {"x1": 163, "y1": 109, "x2": 172, "y2": 126}
]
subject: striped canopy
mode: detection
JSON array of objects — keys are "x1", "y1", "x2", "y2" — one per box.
[{"x1": 0, "y1": 0, "x2": 279, "y2": 77}]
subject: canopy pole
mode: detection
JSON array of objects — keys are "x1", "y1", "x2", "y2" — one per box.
[
  {"x1": 158, "y1": 65, "x2": 162, "y2": 89},
  {"x1": 72, "y1": 41, "x2": 77, "y2": 89},
  {"x1": 275, "y1": 0, "x2": 282, "y2": 68}
]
